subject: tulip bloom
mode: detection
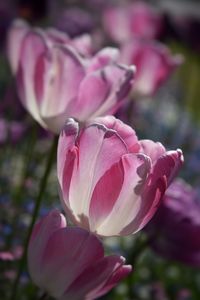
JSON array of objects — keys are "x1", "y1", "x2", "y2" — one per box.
[
  {"x1": 57, "y1": 116, "x2": 183, "y2": 237},
  {"x1": 28, "y1": 210, "x2": 131, "y2": 300},
  {"x1": 9, "y1": 23, "x2": 134, "y2": 133},
  {"x1": 7, "y1": 19, "x2": 93, "y2": 75},
  {"x1": 120, "y1": 39, "x2": 183, "y2": 97},
  {"x1": 103, "y1": 1, "x2": 162, "y2": 43},
  {"x1": 146, "y1": 179, "x2": 200, "y2": 267}
]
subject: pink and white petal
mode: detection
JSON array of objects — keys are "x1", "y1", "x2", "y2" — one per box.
[
  {"x1": 87, "y1": 47, "x2": 119, "y2": 72},
  {"x1": 121, "y1": 174, "x2": 167, "y2": 235},
  {"x1": 7, "y1": 19, "x2": 30, "y2": 74},
  {"x1": 94, "y1": 116, "x2": 140, "y2": 152},
  {"x1": 67, "y1": 123, "x2": 128, "y2": 227},
  {"x1": 17, "y1": 30, "x2": 50, "y2": 127},
  {"x1": 72, "y1": 34, "x2": 93, "y2": 57},
  {"x1": 71, "y1": 70, "x2": 111, "y2": 120},
  {"x1": 40, "y1": 45, "x2": 85, "y2": 118},
  {"x1": 61, "y1": 256, "x2": 126, "y2": 300},
  {"x1": 41, "y1": 227, "x2": 104, "y2": 298},
  {"x1": 88, "y1": 64, "x2": 135, "y2": 119},
  {"x1": 140, "y1": 139, "x2": 166, "y2": 165},
  {"x1": 89, "y1": 158, "x2": 124, "y2": 231},
  {"x1": 93, "y1": 264, "x2": 132, "y2": 299},
  {"x1": 96, "y1": 153, "x2": 151, "y2": 236},
  {"x1": 28, "y1": 210, "x2": 66, "y2": 285},
  {"x1": 57, "y1": 118, "x2": 79, "y2": 189},
  {"x1": 121, "y1": 149, "x2": 183, "y2": 234}
]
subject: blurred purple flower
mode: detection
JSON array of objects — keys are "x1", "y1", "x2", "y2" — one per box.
[
  {"x1": 0, "y1": 118, "x2": 26, "y2": 144},
  {"x1": 54, "y1": 7, "x2": 94, "y2": 38},
  {"x1": 146, "y1": 178, "x2": 200, "y2": 267}
]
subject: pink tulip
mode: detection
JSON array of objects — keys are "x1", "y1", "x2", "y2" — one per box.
[
  {"x1": 28, "y1": 210, "x2": 131, "y2": 300},
  {"x1": 7, "y1": 19, "x2": 30, "y2": 74},
  {"x1": 103, "y1": 1, "x2": 162, "y2": 43},
  {"x1": 9, "y1": 24, "x2": 134, "y2": 133},
  {"x1": 57, "y1": 116, "x2": 183, "y2": 237},
  {"x1": 120, "y1": 39, "x2": 183, "y2": 97},
  {"x1": 7, "y1": 19, "x2": 93, "y2": 75}
]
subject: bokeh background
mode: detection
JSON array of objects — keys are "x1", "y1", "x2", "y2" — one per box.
[{"x1": 1, "y1": 0, "x2": 200, "y2": 299}]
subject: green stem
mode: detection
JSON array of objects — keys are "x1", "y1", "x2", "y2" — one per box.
[{"x1": 10, "y1": 136, "x2": 58, "y2": 300}]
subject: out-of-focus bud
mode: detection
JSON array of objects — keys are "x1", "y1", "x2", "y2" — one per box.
[{"x1": 28, "y1": 210, "x2": 132, "y2": 300}]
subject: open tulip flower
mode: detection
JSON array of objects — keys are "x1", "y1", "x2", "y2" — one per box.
[
  {"x1": 8, "y1": 21, "x2": 135, "y2": 134},
  {"x1": 28, "y1": 210, "x2": 132, "y2": 300},
  {"x1": 120, "y1": 39, "x2": 183, "y2": 97},
  {"x1": 7, "y1": 19, "x2": 93, "y2": 75},
  {"x1": 57, "y1": 116, "x2": 183, "y2": 237}
]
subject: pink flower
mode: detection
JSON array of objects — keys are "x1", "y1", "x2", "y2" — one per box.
[
  {"x1": 7, "y1": 19, "x2": 93, "y2": 75},
  {"x1": 8, "y1": 22, "x2": 134, "y2": 133},
  {"x1": 28, "y1": 210, "x2": 131, "y2": 300},
  {"x1": 120, "y1": 39, "x2": 183, "y2": 96},
  {"x1": 57, "y1": 116, "x2": 183, "y2": 237},
  {"x1": 103, "y1": 1, "x2": 162, "y2": 43},
  {"x1": 146, "y1": 178, "x2": 200, "y2": 267},
  {"x1": 7, "y1": 19, "x2": 30, "y2": 74}
]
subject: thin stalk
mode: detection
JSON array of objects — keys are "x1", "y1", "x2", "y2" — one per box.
[{"x1": 10, "y1": 136, "x2": 58, "y2": 300}]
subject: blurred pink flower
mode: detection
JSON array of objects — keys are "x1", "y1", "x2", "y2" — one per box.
[
  {"x1": 28, "y1": 209, "x2": 131, "y2": 300},
  {"x1": 7, "y1": 19, "x2": 93, "y2": 75},
  {"x1": 103, "y1": 1, "x2": 163, "y2": 43},
  {"x1": 120, "y1": 39, "x2": 183, "y2": 97},
  {"x1": 57, "y1": 116, "x2": 183, "y2": 237},
  {"x1": 8, "y1": 21, "x2": 134, "y2": 133},
  {"x1": 146, "y1": 178, "x2": 200, "y2": 267}
]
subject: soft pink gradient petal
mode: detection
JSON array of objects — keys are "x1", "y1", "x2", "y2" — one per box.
[
  {"x1": 88, "y1": 47, "x2": 119, "y2": 72},
  {"x1": 28, "y1": 210, "x2": 66, "y2": 286},
  {"x1": 94, "y1": 115, "x2": 140, "y2": 152},
  {"x1": 41, "y1": 227, "x2": 104, "y2": 298},
  {"x1": 17, "y1": 30, "x2": 50, "y2": 128},
  {"x1": 71, "y1": 71, "x2": 111, "y2": 120},
  {"x1": 67, "y1": 123, "x2": 129, "y2": 228},
  {"x1": 140, "y1": 139, "x2": 166, "y2": 164},
  {"x1": 57, "y1": 118, "x2": 79, "y2": 191},
  {"x1": 7, "y1": 19, "x2": 30, "y2": 74},
  {"x1": 60, "y1": 256, "x2": 129, "y2": 300}
]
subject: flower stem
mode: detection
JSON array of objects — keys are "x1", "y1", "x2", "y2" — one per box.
[{"x1": 10, "y1": 136, "x2": 58, "y2": 300}]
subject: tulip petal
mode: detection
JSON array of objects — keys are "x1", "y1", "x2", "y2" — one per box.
[
  {"x1": 28, "y1": 210, "x2": 66, "y2": 286},
  {"x1": 17, "y1": 30, "x2": 50, "y2": 128},
  {"x1": 67, "y1": 123, "x2": 129, "y2": 228},
  {"x1": 41, "y1": 227, "x2": 104, "y2": 298},
  {"x1": 94, "y1": 115, "x2": 140, "y2": 152},
  {"x1": 93, "y1": 153, "x2": 151, "y2": 236},
  {"x1": 61, "y1": 256, "x2": 128, "y2": 300},
  {"x1": 121, "y1": 149, "x2": 184, "y2": 234},
  {"x1": 140, "y1": 139, "x2": 166, "y2": 164},
  {"x1": 7, "y1": 19, "x2": 30, "y2": 74}
]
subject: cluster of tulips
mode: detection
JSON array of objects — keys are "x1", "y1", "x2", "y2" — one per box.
[{"x1": 5, "y1": 2, "x2": 192, "y2": 300}]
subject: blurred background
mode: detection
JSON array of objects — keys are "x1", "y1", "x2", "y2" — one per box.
[{"x1": 1, "y1": 0, "x2": 200, "y2": 299}]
